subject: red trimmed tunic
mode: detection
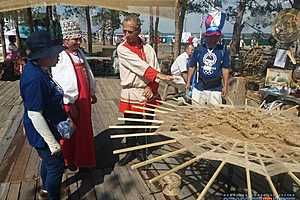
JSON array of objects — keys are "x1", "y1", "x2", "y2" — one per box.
[
  {"x1": 118, "y1": 41, "x2": 160, "y2": 113},
  {"x1": 60, "y1": 53, "x2": 96, "y2": 168}
]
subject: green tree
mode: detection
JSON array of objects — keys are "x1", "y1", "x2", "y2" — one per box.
[
  {"x1": 174, "y1": 0, "x2": 188, "y2": 57},
  {"x1": 93, "y1": 9, "x2": 121, "y2": 45},
  {"x1": 226, "y1": 0, "x2": 288, "y2": 55},
  {"x1": 85, "y1": 7, "x2": 93, "y2": 53}
]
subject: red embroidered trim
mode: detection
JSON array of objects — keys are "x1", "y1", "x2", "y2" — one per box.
[{"x1": 144, "y1": 67, "x2": 159, "y2": 82}]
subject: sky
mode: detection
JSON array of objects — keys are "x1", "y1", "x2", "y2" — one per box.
[{"x1": 57, "y1": 0, "x2": 293, "y2": 35}]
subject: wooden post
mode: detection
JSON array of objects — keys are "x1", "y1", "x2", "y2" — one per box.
[
  {"x1": 85, "y1": 6, "x2": 93, "y2": 53},
  {"x1": 0, "y1": 13, "x2": 6, "y2": 60},
  {"x1": 45, "y1": 6, "x2": 53, "y2": 31},
  {"x1": 13, "y1": 12, "x2": 21, "y2": 49},
  {"x1": 27, "y1": 8, "x2": 34, "y2": 34},
  {"x1": 227, "y1": 77, "x2": 247, "y2": 106},
  {"x1": 154, "y1": 7, "x2": 160, "y2": 53}
]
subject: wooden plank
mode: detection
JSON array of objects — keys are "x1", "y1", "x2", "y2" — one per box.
[
  {"x1": 126, "y1": 166, "x2": 159, "y2": 200},
  {"x1": 92, "y1": 102, "x2": 105, "y2": 133},
  {"x1": 67, "y1": 174, "x2": 80, "y2": 200},
  {"x1": 4, "y1": 81, "x2": 20, "y2": 106},
  {"x1": 6, "y1": 182, "x2": 20, "y2": 200},
  {"x1": 61, "y1": 173, "x2": 70, "y2": 200},
  {"x1": 139, "y1": 166, "x2": 167, "y2": 200},
  {"x1": 24, "y1": 148, "x2": 40, "y2": 180},
  {"x1": 114, "y1": 166, "x2": 145, "y2": 200},
  {"x1": 0, "y1": 183, "x2": 9, "y2": 200},
  {"x1": 0, "y1": 82, "x2": 17, "y2": 106},
  {"x1": 94, "y1": 169, "x2": 126, "y2": 200},
  {"x1": 77, "y1": 173, "x2": 97, "y2": 200},
  {"x1": 0, "y1": 106, "x2": 24, "y2": 163},
  {"x1": 10, "y1": 139, "x2": 33, "y2": 182},
  {"x1": 0, "y1": 105, "x2": 13, "y2": 123},
  {"x1": 0, "y1": 125, "x2": 25, "y2": 183},
  {"x1": 18, "y1": 181, "x2": 36, "y2": 200},
  {"x1": 80, "y1": 188, "x2": 97, "y2": 200}
]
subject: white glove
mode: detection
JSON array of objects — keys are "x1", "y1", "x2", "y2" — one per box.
[{"x1": 27, "y1": 111, "x2": 61, "y2": 155}]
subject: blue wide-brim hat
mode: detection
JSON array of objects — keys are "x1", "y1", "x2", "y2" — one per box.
[{"x1": 26, "y1": 31, "x2": 64, "y2": 60}]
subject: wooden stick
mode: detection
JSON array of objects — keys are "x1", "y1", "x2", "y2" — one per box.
[
  {"x1": 259, "y1": 100, "x2": 266, "y2": 108},
  {"x1": 246, "y1": 168, "x2": 252, "y2": 200},
  {"x1": 124, "y1": 110, "x2": 156, "y2": 117},
  {"x1": 288, "y1": 171, "x2": 300, "y2": 186},
  {"x1": 109, "y1": 125, "x2": 160, "y2": 129},
  {"x1": 149, "y1": 155, "x2": 201, "y2": 184},
  {"x1": 226, "y1": 97, "x2": 234, "y2": 106},
  {"x1": 145, "y1": 103, "x2": 176, "y2": 112},
  {"x1": 265, "y1": 175, "x2": 279, "y2": 199},
  {"x1": 197, "y1": 161, "x2": 226, "y2": 200},
  {"x1": 269, "y1": 102, "x2": 283, "y2": 111},
  {"x1": 113, "y1": 139, "x2": 177, "y2": 154},
  {"x1": 131, "y1": 148, "x2": 187, "y2": 169},
  {"x1": 117, "y1": 117, "x2": 163, "y2": 124},
  {"x1": 254, "y1": 145, "x2": 279, "y2": 199},
  {"x1": 155, "y1": 100, "x2": 177, "y2": 108},
  {"x1": 269, "y1": 105, "x2": 299, "y2": 118},
  {"x1": 244, "y1": 144, "x2": 253, "y2": 200},
  {"x1": 148, "y1": 140, "x2": 229, "y2": 184},
  {"x1": 110, "y1": 132, "x2": 157, "y2": 139},
  {"x1": 280, "y1": 105, "x2": 299, "y2": 113},
  {"x1": 132, "y1": 105, "x2": 168, "y2": 114}
]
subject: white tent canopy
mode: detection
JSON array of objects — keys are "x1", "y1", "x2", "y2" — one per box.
[{"x1": 0, "y1": 0, "x2": 176, "y2": 18}]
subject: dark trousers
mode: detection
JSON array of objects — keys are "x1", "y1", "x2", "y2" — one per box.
[{"x1": 36, "y1": 148, "x2": 64, "y2": 200}]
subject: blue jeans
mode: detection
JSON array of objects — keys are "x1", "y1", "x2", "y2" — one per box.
[{"x1": 36, "y1": 148, "x2": 64, "y2": 200}]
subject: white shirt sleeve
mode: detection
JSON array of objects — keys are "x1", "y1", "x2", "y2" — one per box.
[
  {"x1": 177, "y1": 53, "x2": 188, "y2": 73},
  {"x1": 52, "y1": 51, "x2": 79, "y2": 104},
  {"x1": 171, "y1": 53, "x2": 188, "y2": 75},
  {"x1": 27, "y1": 111, "x2": 61, "y2": 154}
]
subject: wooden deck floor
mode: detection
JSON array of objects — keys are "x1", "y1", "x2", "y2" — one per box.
[
  {"x1": 0, "y1": 77, "x2": 171, "y2": 200},
  {"x1": 0, "y1": 77, "x2": 299, "y2": 200}
]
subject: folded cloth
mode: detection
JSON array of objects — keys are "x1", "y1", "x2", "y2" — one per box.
[{"x1": 57, "y1": 118, "x2": 75, "y2": 139}]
